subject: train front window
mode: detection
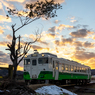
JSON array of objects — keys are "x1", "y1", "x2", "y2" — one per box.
[
  {"x1": 24, "y1": 59, "x2": 30, "y2": 65},
  {"x1": 38, "y1": 57, "x2": 48, "y2": 64},
  {"x1": 32, "y1": 59, "x2": 37, "y2": 65}
]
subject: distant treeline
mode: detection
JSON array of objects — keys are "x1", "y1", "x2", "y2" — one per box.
[{"x1": 91, "y1": 69, "x2": 95, "y2": 75}]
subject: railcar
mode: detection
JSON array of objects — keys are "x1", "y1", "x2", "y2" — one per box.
[{"x1": 23, "y1": 50, "x2": 91, "y2": 85}]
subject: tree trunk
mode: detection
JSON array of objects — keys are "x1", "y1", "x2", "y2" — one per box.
[{"x1": 12, "y1": 61, "x2": 17, "y2": 80}]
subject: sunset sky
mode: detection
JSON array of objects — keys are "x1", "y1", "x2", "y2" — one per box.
[{"x1": 0, "y1": 0, "x2": 95, "y2": 71}]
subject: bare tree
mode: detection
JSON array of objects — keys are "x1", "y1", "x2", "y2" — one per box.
[{"x1": 6, "y1": 0, "x2": 62, "y2": 80}]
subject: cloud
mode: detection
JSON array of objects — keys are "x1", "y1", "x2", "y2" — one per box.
[
  {"x1": 1, "y1": 0, "x2": 14, "y2": 9},
  {"x1": 31, "y1": 45, "x2": 49, "y2": 51},
  {"x1": 54, "y1": 37, "x2": 75, "y2": 46},
  {"x1": 70, "y1": 16, "x2": 75, "y2": 19},
  {"x1": 70, "y1": 29, "x2": 94, "y2": 38},
  {"x1": 0, "y1": 26, "x2": 5, "y2": 30},
  {"x1": 0, "y1": 41, "x2": 8, "y2": 47},
  {"x1": 58, "y1": 24, "x2": 74, "y2": 31},
  {"x1": 47, "y1": 33, "x2": 56, "y2": 38},
  {"x1": 5, "y1": 34, "x2": 12, "y2": 40},
  {"x1": 0, "y1": 51, "x2": 11, "y2": 64},
  {"x1": 48, "y1": 26, "x2": 57, "y2": 33},
  {"x1": 7, "y1": 0, "x2": 25, "y2": 3},
  {"x1": 0, "y1": 2, "x2": 3, "y2": 10},
  {"x1": 0, "y1": 15, "x2": 11, "y2": 23},
  {"x1": 54, "y1": 0, "x2": 65, "y2": 3},
  {"x1": 71, "y1": 50, "x2": 95, "y2": 62},
  {"x1": 38, "y1": 40, "x2": 49, "y2": 45},
  {"x1": 0, "y1": 29, "x2": 4, "y2": 34},
  {"x1": 83, "y1": 41, "x2": 94, "y2": 48},
  {"x1": 70, "y1": 20, "x2": 77, "y2": 23},
  {"x1": 54, "y1": 20, "x2": 60, "y2": 24},
  {"x1": 48, "y1": 24, "x2": 74, "y2": 33},
  {"x1": 26, "y1": 0, "x2": 65, "y2": 4},
  {"x1": 72, "y1": 41, "x2": 95, "y2": 48},
  {"x1": 70, "y1": 16, "x2": 78, "y2": 23},
  {"x1": 86, "y1": 59, "x2": 95, "y2": 69}
]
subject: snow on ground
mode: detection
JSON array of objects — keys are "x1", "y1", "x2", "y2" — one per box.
[{"x1": 35, "y1": 85, "x2": 77, "y2": 95}]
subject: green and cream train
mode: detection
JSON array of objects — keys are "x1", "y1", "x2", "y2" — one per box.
[{"x1": 23, "y1": 51, "x2": 91, "y2": 85}]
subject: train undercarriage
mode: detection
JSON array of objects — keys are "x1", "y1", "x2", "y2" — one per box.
[{"x1": 25, "y1": 79, "x2": 91, "y2": 85}]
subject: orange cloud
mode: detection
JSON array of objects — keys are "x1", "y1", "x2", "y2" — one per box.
[
  {"x1": 28, "y1": 0, "x2": 65, "y2": 4},
  {"x1": 0, "y1": 15, "x2": 11, "y2": 23},
  {"x1": 70, "y1": 50, "x2": 95, "y2": 68},
  {"x1": 0, "y1": 2, "x2": 3, "y2": 10},
  {"x1": 0, "y1": 29, "x2": 4, "y2": 34},
  {"x1": 47, "y1": 33, "x2": 56, "y2": 38},
  {"x1": 58, "y1": 24, "x2": 74, "y2": 31},
  {"x1": 1, "y1": 0, "x2": 14, "y2": 9},
  {"x1": 30, "y1": 45, "x2": 50, "y2": 51},
  {"x1": 0, "y1": 41, "x2": 8, "y2": 47},
  {"x1": 5, "y1": 34, "x2": 12, "y2": 40}
]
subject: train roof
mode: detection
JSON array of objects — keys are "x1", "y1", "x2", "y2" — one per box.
[
  {"x1": 59, "y1": 58, "x2": 90, "y2": 68},
  {"x1": 24, "y1": 51, "x2": 90, "y2": 68}
]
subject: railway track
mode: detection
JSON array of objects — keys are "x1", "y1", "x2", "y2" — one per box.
[{"x1": 28, "y1": 82, "x2": 95, "y2": 90}]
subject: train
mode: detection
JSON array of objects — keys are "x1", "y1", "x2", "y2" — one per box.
[{"x1": 23, "y1": 50, "x2": 91, "y2": 85}]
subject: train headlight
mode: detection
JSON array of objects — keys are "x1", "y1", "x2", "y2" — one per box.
[
  {"x1": 40, "y1": 75, "x2": 44, "y2": 78},
  {"x1": 42, "y1": 54, "x2": 44, "y2": 57}
]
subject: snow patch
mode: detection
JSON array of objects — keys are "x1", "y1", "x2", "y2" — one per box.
[
  {"x1": 35, "y1": 85, "x2": 77, "y2": 95},
  {"x1": 0, "y1": 90, "x2": 4, "y2": 92}
]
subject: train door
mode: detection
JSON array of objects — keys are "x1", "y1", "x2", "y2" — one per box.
[
  {"x1": 30, "y1": 59, "x2": 38, "y2": 78},
  {"x1": 52, "y1": 59, "x2": 59, "y2": 80}
]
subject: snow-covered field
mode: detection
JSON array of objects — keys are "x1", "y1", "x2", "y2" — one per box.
[{"x1": 35, "y1": 85, "x2": 77, "y2": 95}]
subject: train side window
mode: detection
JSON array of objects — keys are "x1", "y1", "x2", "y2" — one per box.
[
  {"x1": 24, "y1": 59, "x2": 30, "y2": 65},
  {"x1": 74, "y1": 66, "x2": 77, "y2": 72},
  {"x1": 84, "y1": 68, "x2": 86, "y2": 73},
  {"x1": 65, "y1": 65, "x2": 68, "y2": 71},
  {"x1": 71, "y1": 65, "x2": 74, "y2": 71},
  {"x1": 80, "y1": 67, "x2": 82, "y2": 72},
  {"x1": 68, "y1": 65, "x2": 71, "y2": 71},
  {"x1": 62, "y1": 64, "x2": 64, "y2": 71},
  {"x1": 77, "y1": 67, "x2": 80, "y2": 72},
  {"x1": 32, "y1": 59, "x2": 37, "y2": 65}
]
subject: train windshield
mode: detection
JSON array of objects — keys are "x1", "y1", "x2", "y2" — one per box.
[{"x1": 38, "y1": 57, "x2": 48, "y2": 64}]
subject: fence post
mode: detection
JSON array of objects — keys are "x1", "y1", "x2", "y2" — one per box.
[{"x1": 8, "y1": 65, "x2": 13, "y2": 79}]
